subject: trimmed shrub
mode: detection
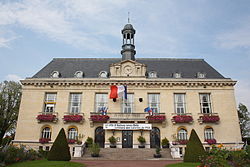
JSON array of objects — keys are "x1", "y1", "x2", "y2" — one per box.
[
  {"x1": 184, "y1": 129, "x2": 205, "y2": 162},
  {"x1": 86, "y1": 137, "x2": 93, "y2": 147},
  {"x1": 47, "y1": 128, "x2": 71, "y2": 161}
]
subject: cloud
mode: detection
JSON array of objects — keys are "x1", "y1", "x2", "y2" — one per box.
[
  {"x1": 235, "y1": 79, "x2": 250, "y2": 110},
  {"x1": 5, "y1": 74, "x2": 22, "y2": 82}
]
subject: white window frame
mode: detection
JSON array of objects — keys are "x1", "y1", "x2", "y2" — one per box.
[
  {"x1": 42, "y1": 127, "x2": 51, "y2": 139},
  {"x1": 148, "y1": 71, "x2": 157, "y2": 78},
  {"x1": 69, "y1": 93, "x2": 82, "y2": 114},
  {"x1": 178, "y1": 129, "x2": 187, "y2": 140},
  {"x1": 95, "y1": 93, "x2": 108, "y2": 113},
  {"x1": 199, "y1": 93, "x2": 212, "y2": 114},
  {"x1": 44, "y1": 93, "x2": 57, "y2": 113},
  {"x1": 68, "y1": 128, "x2": 78, "y2": 140},
  {"x1": 174, "y1": 94, "x2": 186, "y2": 114},
  {"x1": 122, "y1": 94, "x2": 134, "y2": 113},
  {"x1": 148, "y1": 94, "x2": 160, "y2": 113},
  {"x1": 204, "y1": 128, "x2": 214, "y2": 140}
]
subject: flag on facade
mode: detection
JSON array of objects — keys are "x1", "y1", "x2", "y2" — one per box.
[
  {"x1": 144, "y1": 107, "x2": 153, "y2": 115},
  {"x1": 99, "y1": 106, "x2": 108, "y2": 115},
  {"x1": 109, "y1": 85, "x2": 127, "y2": 99}
]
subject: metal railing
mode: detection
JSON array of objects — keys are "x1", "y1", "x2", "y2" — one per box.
[{"x1": 106, "y1": 112, "x2": 166, "y2": 121}]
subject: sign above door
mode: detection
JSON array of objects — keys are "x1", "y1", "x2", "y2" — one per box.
[{"x1": 103, "y1": 123, "x2": 152, "y2": 130}]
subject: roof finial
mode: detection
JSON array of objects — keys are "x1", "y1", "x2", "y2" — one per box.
[{"x1": 128, "y1": 12, "x2": 130, "y2": 23}]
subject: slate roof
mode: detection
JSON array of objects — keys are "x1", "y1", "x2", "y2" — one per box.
[{"x1": 32, "y1": 58, "x2": 225, "y2": 79}]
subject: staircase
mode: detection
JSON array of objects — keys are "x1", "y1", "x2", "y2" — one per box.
[{"x1": 77, "y1": 148, "x2": 173, "y2": 160}]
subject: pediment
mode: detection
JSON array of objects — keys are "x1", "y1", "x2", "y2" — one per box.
[{"x1": 110, "y1": 60, "x2": 147, "y2": 78}]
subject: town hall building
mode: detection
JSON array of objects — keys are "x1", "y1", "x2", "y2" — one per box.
[{"x1": 13, "y1": 23, "x2": 243, "y2": 158}]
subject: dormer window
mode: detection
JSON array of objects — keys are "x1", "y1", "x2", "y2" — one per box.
[
  {"x1": 197, "y1": 72, "x2": 206, "y2": 78},
  {"x1": 99, "y1": 71, "x2": 108, "y2": 78},
  {"x1": 51, "y1": 71, "x2": 60, "y2": 78},
  {"x1": 173, "y1": 72, "x2": 182, "y2": 78},
  {"x1": 148, "y1": 71, "x2": 157, "y2": 78},
  {"x1": 74, "y1": 71, "x2": 83, "y2": 78}
]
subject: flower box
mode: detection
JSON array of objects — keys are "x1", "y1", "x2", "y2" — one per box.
[
  {"x1": 173, "y1": 140, "x2": 188, "y2": 145},
  {"x1": 36, "y1": 114, "x2": 56, "y2": 122},
  {"x1": 146, "y1": 115, "x2": 166, "y2": 123},
  {"x1": 39, "y1": 138, "x2": 50, "y2": 144},
  {"x1": 90, "y1": 115, "x2": 110, "y2": 122},
  {"x1": 67, "y1": 139, "x2": 77, "y2": 144},
  {"x1": 205, "y1": 139, "x2": 217, "y2": 145},
  {"x1": 63, "y1": 115, "x2": 83, "y2": 122},
  {"x1": 172, "y1": 115, "x2": 193, "y2": 123},
  {"x1": 201, "y1": 115, "x2": 220, "y2": 123}
]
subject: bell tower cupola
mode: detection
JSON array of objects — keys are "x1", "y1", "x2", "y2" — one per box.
[{"x1": 121, "y1": 21, "x2": 136, "y2": 61}]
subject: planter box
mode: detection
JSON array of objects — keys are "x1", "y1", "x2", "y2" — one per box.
[
  {"x1": 36, "y1": 114, "x2": 56, "y2": 122},
  {"x1": 90, "y1": 115, "x2": 110, "y2": 123},
  {"x1": 146, "y1": 115, "x2": 166, "y2": 123},
  {"x1": 154, "y1": 154, "x2": 161, "y2": 158},
  {"x1": 172, "y1": 115, "x2": 193, "y2": 123},
  {"x1": 63, "y1": 115, "x2": 83, "y2": 123},
  {"x1": 205, "y1": 139, "x2": 217, "y2": 145},
  {"x1": 138, "y1": 145, "x2": 145, "y2": 148},
  {"x1": 39, "y1": 138, "x2": 50, "y2": 144},
  {"x1": 200, "y1": 115, "x2": 220, "y2": 123}
]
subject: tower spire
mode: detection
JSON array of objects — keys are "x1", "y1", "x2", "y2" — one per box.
[{"x1": 128, "y1": 12, "x2": 130, "y2": 23}]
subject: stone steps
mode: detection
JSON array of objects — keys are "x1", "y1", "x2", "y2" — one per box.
[{"x1": 76, "y1": 148, "x2": 173, "y2": 160}]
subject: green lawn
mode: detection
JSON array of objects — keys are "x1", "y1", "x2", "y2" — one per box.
[
  {"x1": 166, "y1": 162, "x2": 200, "y2": 167},
  {"x1": 7, "y1": 159, "x2": 85, "y2": 167}
]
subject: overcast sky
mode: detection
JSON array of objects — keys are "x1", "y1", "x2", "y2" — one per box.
[{"x1": 0, "y1": 0, "x2": 250, "y2": 109}]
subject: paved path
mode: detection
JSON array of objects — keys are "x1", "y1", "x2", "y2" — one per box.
[{"x1": 73, "y1": 160, "x2": 182, "y2": 167}]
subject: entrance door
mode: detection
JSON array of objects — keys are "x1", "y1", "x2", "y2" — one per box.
[
  {"x1": 122, "y1": 131, "x2": 133, "y2": 148},
  {"x1": 150, "y1": 127, "x2": 160, "y2": 148},
  {"x1": 95, "y1": 127, "x2": 105, "y2": 148}
]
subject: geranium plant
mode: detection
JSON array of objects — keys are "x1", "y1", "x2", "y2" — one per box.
[
  {"x1": 36, "y1": 114, "x2": 56, "y2": 122},
  {"x1": 201, "y1": 115, "x2": 220, "y2": 123},
  {"x1": 39, "y1": 138, "x2": 50, "y2": 144},
  {"x1": 146, "y1": 115, "x2": 166, "y2": 123},
  {"x1": 172, "y1": 115, "x2": 193, "y2": 123},
  {"x1": 205, "y1": 139, "x2": 217, "y2": 145},
  {"x1": 90, "y1": 115, "x2": 110, "y2": 122},
  {"x1": 67, "y1": 139, "x2": 77, "y2": 144},
  {"x1": 63, "y1": 115, "x2": 83, "y2": 122}
]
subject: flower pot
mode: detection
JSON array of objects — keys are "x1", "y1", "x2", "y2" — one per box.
[
  {"x1": 110, "y1": 145, "x2": 116, "y2": 148},
  {"x1": 138, "y1": 145, "x2": 145, "y2": 148},
  {"x1": 162, "y1": 144, "x2": 169, "y2": 148},
  {"x1": 154, "y1": 154, "x2": 161, "y2": 158},
  {"x1": 91, "y1": 153, "x2": 99, "y2": 157}
]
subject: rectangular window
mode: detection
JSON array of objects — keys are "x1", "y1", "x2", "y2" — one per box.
[
  {"x1": 69, "y1": 93, "x2": 82, "y2": 113},
  {"x1": 95, "y1": 93, "x2": 108, "y2": 113},
  {"x1": 122, "y1": 94, "x2": 134, "y2": 113},
  {"x1": 148, "y1": 94, "x2": 160, "y2": 113},
  {"x1": 174, "y1": 94, "x2": 186, "y2": 114},
  {"x1": 199, "y1": 93, "x2": 212, "y2": 114},
  {"x1": 44, "y1": 93, "x2": 57, "y2": 113}
]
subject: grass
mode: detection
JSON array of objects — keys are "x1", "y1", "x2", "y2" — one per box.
[
  {"x1": 166, "y1": 162, "x2": 200, "y2": 167},
  {"x1": 7, "y1": 159, "x2": 85, "y2": 167}
]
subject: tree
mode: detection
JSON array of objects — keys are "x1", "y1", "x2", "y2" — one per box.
[
  {"x1": 184, "y1": 129, "x2": 205, "y2": 162},
  {"x1": 238, "y1": 103, "x2": 250, "y2": 137},
  {"x1": 47, "y1": 128, "x2": 71, "y2": 161},
  {"x1": 0, "y1": 81, "x2": 21, "y2": 146}
]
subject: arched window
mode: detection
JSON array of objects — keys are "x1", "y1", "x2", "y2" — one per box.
[
  {"x1": 74, "y1": 71, "x2": 83, "y2": 78},
  {"x1": 99, "y1": 71, "x2": 108, "y2": 78},
  {"x1": 41, "y1": 127, "x2": 51, "y2": 139},
  {"x1": 148, "y1": 71, "x2": 157, "y2": 78},
  {"x1": 178, "y1": 128, "x2": 187, "y2": 140},
  {"x1": 173, "y1": 72, "x2": 181, "y2": 78},
  {"x1": 51, "y1": 71, "x2": 60, "y2": 78},
  {"x1": 204, "y1": 128, "x2": 214, "y2": 140},
  {"x1": 68, "y1": 128, "x2": 78, "y2": 140}
]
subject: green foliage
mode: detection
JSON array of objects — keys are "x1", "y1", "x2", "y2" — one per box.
[
  {"x1": 137, "y1": 136, "x2": 146, "y2": 144},
  {"x1": 228, "y1": 150, "x2": 249, "y2": 167},
  {"x1": 0, "y1": 145, "x2": 41, "y2": 166},
  {"x1": 237, "y1": 103, "x2": 250, "y2": 137},
  {"x1": 7, "y1": 159, "x2": 84, "y2": 167},
  {"x1": 47, "y1": 128, "x2": 71, "y2": 161},
  {"x1": 0, "y1": 81, "x2": 22, "y2": 146},
  {"x1": 155, "y1": 146, "x2": 161, "y2": 154},
  {"x1": 85, "y1": 137, "x2": 93, "y2": 147},
  {"x1": 184, "y1": 129, "x2": 205, "y2": 162},
  {"x1": 108, "y1": 136, "x2": 117, "y2": 144},
  {"x1": 89, "y1": 143, "x2": 100, "y2": 155},
  {"x1": 38, "y1": 149, "x2": 49, "y2": 159},
  {"x1": 161, "y1": 137, "x2": 169, "y2": 146},
  {"x1": 246, "y1": 145, "x2": 250, "y2": 160},
  {"x1": 165, "y1": 162, "x2": 200, "y2": 167}
]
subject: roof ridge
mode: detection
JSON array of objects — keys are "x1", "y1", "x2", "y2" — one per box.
[{"x1": 52, "y1": 58, "x2": 204, "y2": 61}]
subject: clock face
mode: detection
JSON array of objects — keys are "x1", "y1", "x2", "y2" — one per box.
[{"x1": 124, "y1": 65, "x2": 133, "y2": 74}]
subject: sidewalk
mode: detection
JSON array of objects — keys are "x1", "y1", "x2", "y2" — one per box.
[{"x1": 72, "y1": 160, "x2": 182, "y2": 167}]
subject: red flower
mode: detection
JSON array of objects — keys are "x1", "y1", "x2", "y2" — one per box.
[
  {"x1": 39, "y1": 138, "x2": 50, "y2": 144},
  {"x1": 90, "y1": 115, "x2": 110, "y2": 122},
  {"x1": 67, "y1": 139, "x2": 76, "y2": 144},
  {"x1": 36, "y1": 114, "x2": 56, "y2": 122},
  {"x1": 201, "y1": 115, "x2": 220, "y2": 123},
  {"x1": 205, "y1": 139, "x2": 217, "y2": 145},
  {"x1": 146, "y1": 115, "x2": 166, "y2": 123},
  {"x1": 178, "y1": 140, "x2": 189, "y2": 145},
  {"x1": 63, "y1": 115, "x2": 83, "y2": 122},
  {"x1": 172, "y1": 115, "x2": 193, "y2": 123}
]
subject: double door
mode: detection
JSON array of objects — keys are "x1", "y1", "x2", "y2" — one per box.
[{"x1": 122, "y1": 131, "x2": 133, "y2": 148}]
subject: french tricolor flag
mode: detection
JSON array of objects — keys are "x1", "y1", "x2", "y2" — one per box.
[{"x1": 109, "y1": 85, "x2": 127, "y2": 99}]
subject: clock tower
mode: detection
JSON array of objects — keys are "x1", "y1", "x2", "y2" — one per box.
[{"x1": 121, "y1": 23, "x2": 136, "y2": 61}]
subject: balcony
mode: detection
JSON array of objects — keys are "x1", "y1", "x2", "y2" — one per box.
[
  {"x1": 198, "y1": 113, "x2": 220, "y2": 124},
  {"x1": 90, "y1": 113, "x2": 110, "y2": 123},
  {"x1": 36, "y1": 112, "x2": 58, "y2": 123},
  {"x1": 171, "y1": 113, "x2": 193, "y2": 124},
  {"x1": 63, "y1": 113, "x2": 84, "y2": 123}
]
